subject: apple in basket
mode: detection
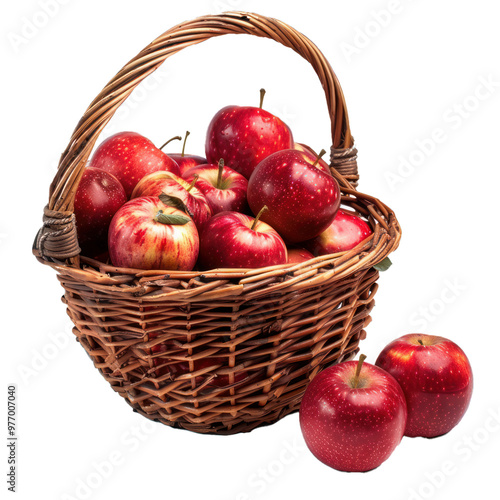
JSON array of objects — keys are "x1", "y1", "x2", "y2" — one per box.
[
  {"x1": 198, "y1": 207, "x2": 287, "y2": 270},
  {"x1": 306, "y1": 209, "x2": 373, "y2": 256},
  {"x1": 300, "y1": 355, "x2": 407, "y2": 472},
  {"x1": 376, "y1": 334, "x2": 473, "y2": 438},
  {"x1": 293, "y1": 143, "x2": 331, "y2": 176},
  {"x1": 89, "y1": 131, "x2": 180, "y2": 197},
  {"x1": 247, "y1": 149, "x2": 341, "y2": 243},
  {"x1": 168, "y1": 131, "x2": 207, "y2": 176},
  {"x1": 74, "y1": 167, "x2": 127, "y2": 257},
  {"x1": 287, "y1": 248, "x2": 314, "y2": 264},
  {"x1": 182, "y1": 159, "x2": 249, "y2": 215},
  {"x1": 205, "y1": 89, "x2": 294, "y2": 179},
  {"x1": 108, "y1": 195, "x2": 199, "y2": 270},
  {"x1": 131, "y1": 171, "x2": 212, "y2": 231}
]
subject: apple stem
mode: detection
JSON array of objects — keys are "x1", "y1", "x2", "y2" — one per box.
[
  {"x1": 251, "y1": 205, "x2": 268, "y2": 231},
  {"x1": 259, "y1": 88, "x2": 266, "y2": 109},
  {"x1": 353, "y1": 354, "x2": 367, "y2": 388},
  {"x1": 181, "y1": 131, "x2": 190, "y2": 157},
  {"x1": 154, "y1": 209, "x2": 164, "y2": 222},
  {"x1": 159, "y1": 135, "x2": 182, "y2": 150},
  {"x1": 186, "y1": 174, "x2": 198, "y2": 192},
  {"x1": 217, "y1": 159, "x2": 224, "y2": 189},
  {"x1": 418, "y1": 339, "x2": 424, "y2": 346},
  {"x1": 312, "y1": 149, "x2": 327, "y2": 167}
]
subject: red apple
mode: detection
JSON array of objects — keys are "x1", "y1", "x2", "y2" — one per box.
[
  {"x1": 89, "y1": 131, "x2": 180, "y2": 197},
  {"x1": 306, "y1": 209, "x2": 373, "y2": 256},
  {"x1": 198, "y1": 207, "x2": 287, "y2": 270},
  {"x1": 248, "y1": 149, "x2": 341, "y2": 243},
  {"x1": 300, "y1": 355, "x2": 407, "y2": 472},
  {"x1": 131, "y1": 171, "x2": 212, "y2": 231},
  {"x1": 293, "y1": 143, "x2": 331, "y2": 176},
  {"x1": 168, "y1": 131, "x2": 207, "y2": 176},
  {"x1": 182, "y1": 159, "x2": 249, "y2": 215},
  {"x1": 205, "y1": 89, "x2": 293, "y2": 179},
  {"x1": 171, "y1": 154, "x2": 207, "y2": 177},
  {"x1": 108, "y1": 196, "x2": 199, "y2": 270},
  {"x1": 74, "y1": 167, "x2": 127, "y2": 256},
  {"x1": 287, "y1": 248, "x2": 314, "y2": 264},
  {"x1": 375, "y1": 334, "x2": 473, "y2": 438},
  {"x1": 92, "y1": 251, "x2": 110, "y2": 263}
]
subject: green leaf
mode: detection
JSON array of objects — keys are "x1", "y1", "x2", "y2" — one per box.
[
  {"x1": 373, "y1": 256, "x2": 392, "y2": 272},
  {"x1": 158, "y1": 192, "x2": 192, "y2": 216},
  {"x1": 155, "y1": 212, "x2": 191, "y2": 225}
]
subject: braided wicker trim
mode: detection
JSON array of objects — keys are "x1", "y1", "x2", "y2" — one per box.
[
  {"x1": 34, "y1": 206, "x2": 80, "y2": 260},
  {"x1": 331, "y1": 144, "x2": 359, "y2": 188}
]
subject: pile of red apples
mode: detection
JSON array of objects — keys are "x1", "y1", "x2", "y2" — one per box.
[{"x1": 74, "y1": 90, "x2": 372, "y2": 270}]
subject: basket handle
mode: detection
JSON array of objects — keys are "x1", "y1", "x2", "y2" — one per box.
[{"x1": 36, "y1": 11, "x2": 358, "y2": 262}]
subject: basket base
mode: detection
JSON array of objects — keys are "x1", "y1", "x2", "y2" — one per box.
[
  {"x1": 121, "y1": 349, "x2": 359, "y2": 436},
  {"x1": 130, "y1": 398, "x2": 301, "y2": 435}
]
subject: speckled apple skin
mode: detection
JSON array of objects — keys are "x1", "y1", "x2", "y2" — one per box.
[
  {"x1": 183, "y1": 164, "x2": 249, "y2": 215},
  {"x1": 74, "y1": 167, "x2": 127, "y2": 257},
  {"x1": 248, "y1": 149, "x2": 341, "y2": 243},
  {"x1": 375, "y1": 334, "x2": 473, "y2": 438},
  {"x1": 306, "y1": 209, "x2": 373, "y2": 256},
  {"x1": 205, "y1": 105, "x2": 293, "y2": 179},
  {"x1": 131, "y1": 171, "x2": 212, "y2": 232},
  {"x1": 90, "y1": 132, "x2": 180, "y2": 197},
  {"x1": 108, "y1": 196, "x2": 199, "y2": 271},
  {"x1": 287, "y1": 248, "x2": 314, "y2": 264},
  {"x1": 293, "y1": 143, "x2": 331, "y2": 176},
  {"x1": 170, "y1": 154, "x2": 207, "y2": 176},
  {"x1": 199, "y1": 212, "x2": 287, "y2": 270},
  {"x1": 299, "y1": 361, "x2": 407, "y2": 472}
]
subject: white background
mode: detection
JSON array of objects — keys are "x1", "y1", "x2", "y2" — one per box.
[{"x1": 2, "y1": 1, "x2": 500, "y2": 499}]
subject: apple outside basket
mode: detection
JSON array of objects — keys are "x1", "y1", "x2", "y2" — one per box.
[{"x1": 33, "y1": 12, "x2": 401, "y2": 435}]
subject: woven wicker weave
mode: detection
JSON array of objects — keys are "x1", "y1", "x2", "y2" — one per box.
[{"x1": 33, "y1": 12, "x2": 401, "y2": 435}]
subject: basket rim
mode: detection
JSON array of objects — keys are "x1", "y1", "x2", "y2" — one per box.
[{"x1": 33, "y1": 178, "x2": 401, "y2": 301}]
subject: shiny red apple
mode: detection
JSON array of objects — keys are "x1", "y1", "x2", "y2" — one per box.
[
  {"x1": 375, "y1": 334, "x2": 473, "y2": 438},
  {"x1": 183, "y1": 160, "x2": 248, "y2": 215},
  {"x1": 293, "y1": 143, "x2": 331, "y2": 176},
  {"x1": 198, "y1": 207, "x2": 287, "y2": 270},
  {"x1": 89, "y1": 131, "x2": 180, "y2": 197},
  {"x1": 167, "y1": 131, "x2": 207, "y2": 176},
  {"x1": 170, "y1": 154, "x2": 207, "y2": 176},
  {"x1": 248, "y1": 149, "x2": 341, "y2": 243},
  {"x1": 287, "y1": 248, "x2": 314, "y2": 264},
  {"x1": 300, "y1": 355, "x2": 407, "y2": 472},
  {"x1": 108, "y1": 196, "x2": 199, "y2": 270},
  {"x1": 205, "y1": 89, "x2": 293, "y2": 179},
  {"x1": 74, "y1": 167, "x2": 127, "y2": 257},
  {"x1": 131, "y1": 171, "x2": 212, "y2": 231},
  {"x1": 306, "y1": 209, "x2": 373, "y2": 256}
]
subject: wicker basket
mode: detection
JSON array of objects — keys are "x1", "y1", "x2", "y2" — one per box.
[{"x1": 33, "y1": 12, "x2": 401, "y2": 435}]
